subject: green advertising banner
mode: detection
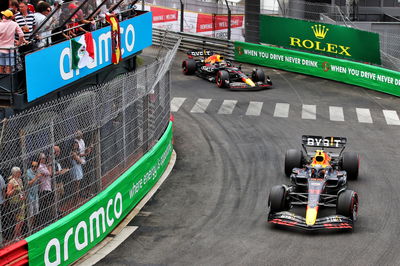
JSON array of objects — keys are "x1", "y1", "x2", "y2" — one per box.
[
  {"x1": 235, "y1": 41, "x2": 400, "y2": 97},
  {"x1": 26, "y1": 122, "x2": 173, "y2": 266},
  {"x1": 260, "y1": 15, "x2": 381, "y2": 65}
]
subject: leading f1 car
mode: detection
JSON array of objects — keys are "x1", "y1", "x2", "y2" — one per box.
[
  {"x1": 182, "y1": 50, "x2": 272, "y2": 90},
  {"x1": 267, "y1": 135, "x2": 360, "y2": 231}
]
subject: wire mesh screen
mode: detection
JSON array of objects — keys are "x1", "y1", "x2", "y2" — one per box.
[
  {"x1": 275, "y1": 0, "x2": 400, "y2": 71},
  {"x1": 143, "y1": 0, "x2": 245, "y2": 41},
  {"x1": 0, "y1": 52, "x2": 173, "y2": 248}
]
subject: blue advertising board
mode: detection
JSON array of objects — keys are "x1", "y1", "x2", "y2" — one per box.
[{"x1": 25, "y1": 12, "x2": 152, "y2": 102}]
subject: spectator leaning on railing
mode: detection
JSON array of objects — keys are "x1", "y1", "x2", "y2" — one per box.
[
  {"x1": 0, "y1": 9, "x2": 26, "y2": 74},
  {"x1": 33, "y1": 1, "x2": 52, "y2": 48}
]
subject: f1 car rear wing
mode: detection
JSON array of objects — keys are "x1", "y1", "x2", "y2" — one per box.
[
  {"x1": 302, "y1": 135, "x2": 347, "y2": 148},
  {"x1": 301, "y1": 135, "x2": 347, "y2": 159},
  {"x1": 187, "y1": 49, "x2": 214, "y2": 58}
]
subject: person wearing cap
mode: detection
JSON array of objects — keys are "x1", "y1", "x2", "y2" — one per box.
[
  {"x1": 0, "y1": 9, "x2": 26, "y2": 74},
  {"x1": 25, "y1": 160, "x2": 41, "y2": 230}
]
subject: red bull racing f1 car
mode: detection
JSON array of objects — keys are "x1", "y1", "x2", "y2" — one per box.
[
  {"x1": 182, "y1": 50, "x2": 272, "y2": 90},
  {"x1": 268, "y1": 135, "x2": 360, "y2": 231}
]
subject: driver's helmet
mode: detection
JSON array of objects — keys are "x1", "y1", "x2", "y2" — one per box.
[
  {"x1": 215, "y1": 55, "x2": 224, "y2": 62},
  {"x1": 311, "y1": 149, "x2": 331, "y2": 167},
  {"x1": 314, "y1": 150, "x2": 325, "y2": 163}
]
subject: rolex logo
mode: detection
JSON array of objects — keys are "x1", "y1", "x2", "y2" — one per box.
[{"x1": 311, "y1": 24, "x2": 329, "y2": 39}]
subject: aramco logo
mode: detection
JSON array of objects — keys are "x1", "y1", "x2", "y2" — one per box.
[{"x1": 311, "y1": 24, "x2": 329, "y2": 39}]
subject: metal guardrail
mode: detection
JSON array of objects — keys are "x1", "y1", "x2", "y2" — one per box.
[{"x1": 152, "y1": 28, "x2": 235, "y2": 60}]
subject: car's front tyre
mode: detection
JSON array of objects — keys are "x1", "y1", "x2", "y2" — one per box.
[
  {"x1": 216, "y1": 70, "x2": 229, "y2": 88},
  {"x1": 268, "y1": 185, "x2": 289, "y2": 213},
  {"x1": 337, "y1": 190, "x2": 358, "y2": 221}
]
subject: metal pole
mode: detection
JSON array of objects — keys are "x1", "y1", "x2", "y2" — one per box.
[
  {"x1": 50, "y1": 119, "x2": 58, "y2": 222},
  {"x1": 180, "y1": 0, "x2": 184, "y2": 32},
  {"x1": 58, "y1": 0, "x2": 92, "y2": 31},
  {"x1": 29, "y1": 4, "x2": 62, "y2": 41},
  {"x1": 85, "y1": 0, "x2": 109, "y2": 20},
  {"x1": 121, "y1": 77, "x2": 127, "y2": 169},
  {"x1": 142, "y1": 0, "x2": 145, "y2": 10},
  {"x1": 225, "y1": 0, "x2": 231, "y2": 40}
]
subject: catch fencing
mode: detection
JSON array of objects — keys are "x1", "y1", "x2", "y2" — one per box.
[
  {"x1": 275, "y1": 0, "x2": 400, "y2": 71},
  {"x1": 142, "y1": 0, "x2": 245, "y2": 41},
  {"x1": 0, "y1": 45, "x2": 177, "y2": 248}
]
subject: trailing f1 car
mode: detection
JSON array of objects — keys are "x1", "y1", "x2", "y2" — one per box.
[
  {"x1": 268, "y1": 135, "x2": 360, "y2": 231},
  {"x1": 182, "y1": 50, "x2": 272, "y2": 90}
]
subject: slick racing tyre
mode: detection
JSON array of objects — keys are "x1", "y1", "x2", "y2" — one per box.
[
  {"x1": 284, "y1": 149, "x2": 303, "y2": 177},
  {"x1": 341, "y1": 152, "x2": 359, "y2": 180},
  {"x1": 216, "y1": 70, "x2": 229, "y2": 88},
  {"x1": 251, "y1": 69, "x2": 265, "y2": 83},
  {"x1": 268, "y1": 185, "x2": 289, "y2": 212},
  {"x1": 337, "y1": 190, "x2": 358, "y2": 221},
  {"x1": 182, "y1": 59, "x2": 196, "y2": 75}
]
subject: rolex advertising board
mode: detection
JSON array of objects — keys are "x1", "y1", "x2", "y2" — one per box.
[{"x1": 260, "y1": 15, "x2": 381, "y2": 65}]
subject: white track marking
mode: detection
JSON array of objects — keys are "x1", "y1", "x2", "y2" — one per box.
[
  {"x1": 245, "y1": 101, "x2": 263, "y2": 116},
  {"x1": 273, "y1": 103, "x2": 290, "y2": 118},
  {"x1": 170, "y1": 97, "x2": 186, "y2": 112},
  {"x1": 383, "y1": 110, "x2": 400, "y2": 125},
  {"x1": 329, "y1": 106, "x2": 345, "y2": 121},
  {"x1": 356, "y1": 108, "x2": 373, "y2": 123},
  {"x1": 218, "y1": 100, "x2": 238, "y2": 115},
  {"x1": 302, "y1": 104, "x2": 316, "y2": 120},
  {"x1": 190, "y1": 98, "x2": 212, "y2": 113}
]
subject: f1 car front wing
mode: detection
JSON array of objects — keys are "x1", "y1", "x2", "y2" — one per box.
[
  {"x1": 268, "y1": 211, "x2": 354, "y2": 230},
  {"x1": 228, "y1": 81, "x2": 272, "y2": 91}
]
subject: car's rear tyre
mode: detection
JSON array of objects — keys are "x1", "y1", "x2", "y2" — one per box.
[
  {"x1": 268, "y1": 185, "x2": 289, "y2": 213},
  {"x1": 337, "y1": 190, "x2": 358, "y2": 221},
  {"x1": 182, "y1": 59, "x2": 196, "y2": 75},
  {"x1": 284, "y1": 149, "x2": 303, "y2": 177},
  {"x1": 341, "y1": 152, "x2": 359, "y2": 180},
  {"x1": 216, "y1": 70, "x2": 229, "y2": 88},
  {"x1": 252, "y1": 69, "x2": 265, "y2": 83}
]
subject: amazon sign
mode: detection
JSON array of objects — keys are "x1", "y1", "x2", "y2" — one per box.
[{"x1": 260, "y1": 15, "x2": 381, "y2": 65}]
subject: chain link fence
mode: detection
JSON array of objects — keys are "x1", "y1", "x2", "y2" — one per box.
[
  {"x1": 0, "y1": 46, "x2": 176, "y2": 248},
  {"x1": 275, "y1": 0, "x2": 400, "y2": 71},
  {"x1": 143, "y1": 0, "x2": 245, "y2": 41}
]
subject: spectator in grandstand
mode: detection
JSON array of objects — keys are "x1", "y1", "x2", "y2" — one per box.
[
  {"x1": 70, "y1": 140, "x2": 83, "y2": 195},
  {"x1": 25, "y1": 161, "x2": 41, "y2": 230},
  {"x1": 75, "y1": 130, "x2": 92, "y2": 165},
  {"x1": 6, "y1": 167, "x2": 25, "y2": 240},
  {"x1": 0, "y1": 9, "x2": 26, "y2": 74},
  {"x1": 52, "y1": 145, "x2": 69, "y2": 216},
  {"x1": 8, "y1": 0, "x2": 19, "y2": 15},
  {"x1": 14, "y1": 1, "x2": 36, "y2": 40},
  {"x1": 37, "y1": 152, "x2": 54, "y2": 227},
  {"x1": 33, "y1": 1, "x2": 52, "y2": 47},
  {"x1": 26, "y1": 1, "x2": 35, "y2": 13}
]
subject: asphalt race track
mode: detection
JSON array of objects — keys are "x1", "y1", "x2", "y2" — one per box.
[{"x1": 97, "y1": 51, "x2": 400, "y2": 265}]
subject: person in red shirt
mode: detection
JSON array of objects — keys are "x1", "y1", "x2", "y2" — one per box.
[{"x1": 0, "y1": 10, "x2": 26, "y2": 74}]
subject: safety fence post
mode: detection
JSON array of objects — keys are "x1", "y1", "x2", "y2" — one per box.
[
  {"x1": 180, "y1": 0, "x2": 184, "y2": 32},
  {"x1": 225, "y1": 0, "x2": 231, "y2": 40}
]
